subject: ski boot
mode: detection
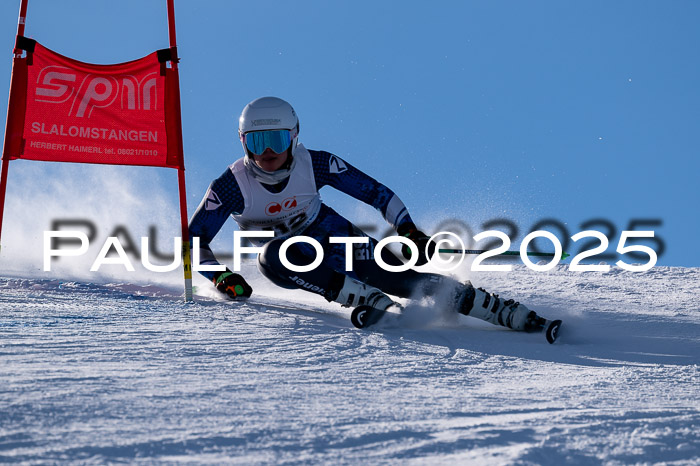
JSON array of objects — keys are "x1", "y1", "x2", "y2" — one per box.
[
  {"x1": 333, "y1": 276, "x2": 397, "y2": 328},
  {"x1": 457, "y1": 284, "x2": 562, "y2": 343}
]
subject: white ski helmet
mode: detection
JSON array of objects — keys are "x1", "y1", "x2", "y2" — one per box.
[{"x1": 239, "y1": 96, "x2": 300, "y2": 184}]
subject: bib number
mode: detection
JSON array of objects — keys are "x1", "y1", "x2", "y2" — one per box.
[{"x1": 264, "y1": 212, "x2": 309, "y2": 236}]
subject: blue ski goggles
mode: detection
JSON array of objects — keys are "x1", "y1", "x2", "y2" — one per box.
[{"x1": 243, "y1": 129, "x2": 293, "y2": 155}]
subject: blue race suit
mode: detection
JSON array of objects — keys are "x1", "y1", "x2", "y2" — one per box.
[{"x1": 189, "y1": 144, "x2": 452, "y2": 301}]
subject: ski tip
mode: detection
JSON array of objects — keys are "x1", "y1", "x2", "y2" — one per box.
[
  {"x1": 351, "y1": 305, "x2": 388, "y2": 329},
  {"x1": 351, "y1": 305, "x2": 372, "y2": 329},
  {"x1": 546, "y1": 319, "x2": 563, "y2": 344}
]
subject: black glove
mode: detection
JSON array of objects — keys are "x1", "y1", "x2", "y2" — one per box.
[
  {"x1": 397, "y1": 223, "x2": 435, "y2": 266},
  {"x1": 213, "y1": 270, "x2": 253, "y2": 299}
]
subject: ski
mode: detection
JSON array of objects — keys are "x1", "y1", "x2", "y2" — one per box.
[
  {"x1": 526, "y1": 312, "x2": 563, "y2": 344},
  {"x1": 350, "y1": 305, "x2": 388, "y2": 329},
  {"x1": 545, "y1": 319, "x2": 563, "y2": 344}
]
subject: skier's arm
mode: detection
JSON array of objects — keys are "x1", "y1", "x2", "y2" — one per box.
[
  {"x1": 188, "y1": 168, "x2": 245, "y2": 282},
  {"x1": 310, "y1": 150, "x2": 415, "y2": 231},
  {"x1": 310, "y1": 150, "x2": 435, "y2": 264}
]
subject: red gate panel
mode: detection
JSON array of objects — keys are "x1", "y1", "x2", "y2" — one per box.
[{"x1": 5, "y1": 40, "x2": 182, "y2": 169}]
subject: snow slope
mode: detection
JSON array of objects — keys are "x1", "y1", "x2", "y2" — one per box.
[{"x1": 1, "y1": 264, "x2": 698, "y2": 464}]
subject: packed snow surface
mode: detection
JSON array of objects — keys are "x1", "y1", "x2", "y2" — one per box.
[{"x1": 1, "y1": 264, "x2": 698, "y2": 464}]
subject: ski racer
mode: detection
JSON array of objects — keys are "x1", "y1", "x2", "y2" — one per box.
[{"x1": 189, "y1": 96, "x2": 559, "y2": 338}]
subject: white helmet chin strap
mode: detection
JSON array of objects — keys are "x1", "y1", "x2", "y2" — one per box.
[{"x1": 243, "y1": 140, "x2": 299, "y2": 185}]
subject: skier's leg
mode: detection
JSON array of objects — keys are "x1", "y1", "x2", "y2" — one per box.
[
  {"x1": 350, "y1": 235, "x2": 452, "y2": 298},
  {"x1": 257, "y1": 238, "x2": 336, "y2": 295},
  {"x1": 257, "y1": 238, "x2": 396, "y2": 311},
  {"x1": 258, "y1": 206, "x2": 545, "y2": 330},
  {"x1": 455, "y1": 283, "x2": 546, "y2": 332},
  {"x1": 349, "y1": 229, "x2": 549, "y2": 332},
  {"x1": 307, "y1": 207, "x2": 458, "y2": 300},
  {"x1": 259, "y1": 205, "x2": 454, "y2": 305}
]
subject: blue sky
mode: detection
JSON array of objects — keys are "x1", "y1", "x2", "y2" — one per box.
[{"x1": 1, "y1": 1, "x2": 698, "y2": 267}]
